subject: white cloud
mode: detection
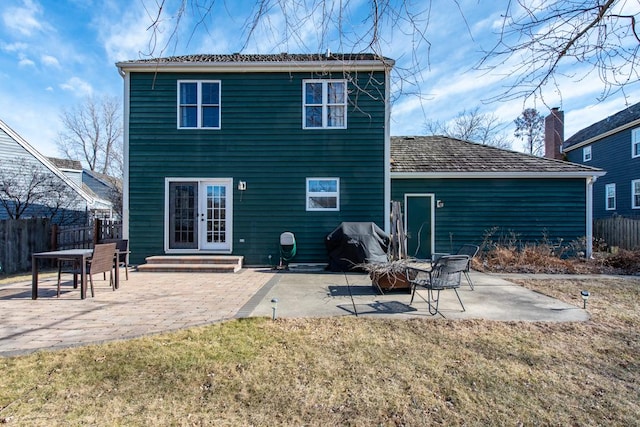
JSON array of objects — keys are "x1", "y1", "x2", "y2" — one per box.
[
  {"x1": 60, "y1": 76, "x2": 93, "y2": 96},
  {"x1": 1, "y1": 41, "x2": 29, "y2": 52},
  {"x1": 41, "y1": 54, "x2": 60, "y2": 68},
  {"x1": 18, "y1": 53, "x2": 35, "y2": 67},
  {"x1": 3, "y1": 0, "x2": 45, "y2": 37},
  {"x1": 99, "y1": 2, "x2": 173, "y2": 63}
]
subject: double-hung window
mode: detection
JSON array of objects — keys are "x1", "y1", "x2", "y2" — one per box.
[
  {"x1": 632, "y1": 128, "x2": 640, "y2": 158},
  {"x1": 633, "y1": 179, "x2": 640, "y2": 209},
  {"x1": 306, "y1": 178, "x2": 340, "y2": 211},
  {"x1": 583, "y1": 145, "x2": 592, "y2": 162},
  {"x1": 303, "y1": 80, "x2": 347, "y2": 129},
  {"x1": 605, "y1": 183, "x2": 616, "y2": 210},
  {"x1": 178, "y1": 80, "x2": 221, "y2": 129}
]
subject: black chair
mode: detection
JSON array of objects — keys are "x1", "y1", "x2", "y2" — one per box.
[
  {"x1": 101, "y1": 239, "x2": 129, "y2": 280},
  {"x1": 406, "y1": 255, "x2": 469, "y2": 316}
]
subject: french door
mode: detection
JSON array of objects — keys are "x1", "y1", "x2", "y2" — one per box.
[{"x1": 167, "y1": 179, "x2": 232, "y2": 252}]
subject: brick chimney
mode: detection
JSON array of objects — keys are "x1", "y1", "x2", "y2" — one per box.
[{"x1": 544, "y1": 107, "x2": 564, "y2": 160}]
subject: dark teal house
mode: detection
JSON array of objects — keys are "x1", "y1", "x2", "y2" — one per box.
[
  {"x1": 117, "y1": 53, "x2": 394, "y2": 266},
  {"x1": 562, "y1": 102, "x2": 640, "y2": 219},
  {"x1": 391, "y1": 136, "x2": 604, "y2": 258}
]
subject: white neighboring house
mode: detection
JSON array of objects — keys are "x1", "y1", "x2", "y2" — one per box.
[{"x1": 0, "y1": 119, "x2": 112, "y2": 224}]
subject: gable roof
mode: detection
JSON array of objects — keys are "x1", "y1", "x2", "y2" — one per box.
[
  {"x1": 564, "y1": 101, "x2": 640, "y2": 150},
  {"x1": 116, "y1": 52, "x2": 394, "y2": 73},
  {"x1": 0, "y1": 119, "x2": 96, "y2": 205},
  {"x1": 48, "y1": 157, "x2": 82, "y2": 171},
  {"x1": 391, "y1": 135, "x2": 604, "y2": 178}
]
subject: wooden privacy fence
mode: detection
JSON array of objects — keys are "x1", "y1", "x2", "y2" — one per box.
[
  {"x1": 0, "y1": 218, "x2": 122, "y2": 274},
  {"x1": 0, "y1": 218, "x2": 52, "y2": 274},
  {"x1": 594, "y1": 217, "x2": 640, "y2": 250}
]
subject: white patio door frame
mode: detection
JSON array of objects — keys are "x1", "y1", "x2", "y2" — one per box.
[{"x1": 165, "y1": 178, "x2": 233, "y2": 253}]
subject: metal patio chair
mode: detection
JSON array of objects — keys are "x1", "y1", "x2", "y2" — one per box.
[
  {"x1": 455, "y1": 244, "x2": 479, "y2": 290},
  {"x1": 406, "y1": 255, "x2": 469, "y2": 316}
]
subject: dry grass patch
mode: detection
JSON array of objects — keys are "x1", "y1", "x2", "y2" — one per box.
[{"x1": 2, "y1": 276, "x2": 639, "y2": 425}]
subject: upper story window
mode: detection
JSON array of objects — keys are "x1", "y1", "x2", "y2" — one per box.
[
  {"x1": 633, "y1": 179, "x2": 640, "y2": 209},
  {"x1": 306, "y1": 178, "x2": 340, "y2": 211},
  {"x1": 583, "y1": 145, "x2": 592, "y2": 162},
  {"x1": 178, "y1": 81, "x2": 221, "y2": 129},
  {"x1": 303, "y1": 80, "x2": 347, "y2": 129},
  {"x1": 605, "y1": 183, "x2": 616, "y2": 210},
  {"x1": 632, "y1": 128, "x2": 640, "y2": 158}
]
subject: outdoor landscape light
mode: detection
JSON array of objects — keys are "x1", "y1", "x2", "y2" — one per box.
[
  {"x1": 271, "y1": 298, "x2": 279, "y2": 320},
  {"x1": 580, "y1": 290, "x2": 590, "y2": 309}
]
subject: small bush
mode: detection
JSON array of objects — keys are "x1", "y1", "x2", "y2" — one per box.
[
  {"x1": 603, "y1": 249, "x2": 640, "y2": 274},
  {"x1": 473, "y1": 229, "x2": 639, "y2": 275}
]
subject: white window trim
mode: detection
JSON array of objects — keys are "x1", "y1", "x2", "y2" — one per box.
[
  {"x1": 633, "y1": 179, "x2": 640, "y2": 209},
  {"x1": 306, "y1": 177, "x2": 340, "y2": 211},
  {"x1": 177, "y1": 80, "x2": 221, "y2": 129},
  {"x1": 632, "y1": 128, "x2": 640, "y2": 159},
  {"x1": 302, "y1": 79, "x2": 347, "y2": 130},
  {"x1": 605, "y1": 183, "x2": 616, "y2": 211},
  {"x1": 583, "y1": 145, "x2": 592, "y2": 162}
]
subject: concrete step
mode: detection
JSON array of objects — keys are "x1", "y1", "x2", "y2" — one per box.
[{"x1": 137, "y1": 255, "x2": 243, "y2": 273}]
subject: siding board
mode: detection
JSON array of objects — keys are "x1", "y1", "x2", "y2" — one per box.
[
  {"x1": 392, "y1": 178, "x2": 587, "y2": 253},
  {"x1": 128, "y1": 69, "x2": 387, "y2": 264}
]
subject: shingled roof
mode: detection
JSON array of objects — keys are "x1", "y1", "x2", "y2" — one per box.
[
  {"x1": 564, "y1": 101, "x2": 640, "y2": 149},
  {"x1": 117, "y1": 52, "x2": 392, "y2": 65},
  {"x1": 391, "y1": 136, "x2": 603, "y2": 176}
]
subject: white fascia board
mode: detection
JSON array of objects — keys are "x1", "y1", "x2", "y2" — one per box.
[
  {"x1": 116, "y1": 59, "x2": 394, "y2": 74},
  {"x1": 564, "y1": 117, "x2": 640, "y2": 152},
  {"x1": 391, "y1": 171, "x2": 607, "y2": 179},
  {"x1": 0, "y1": 120, "x2": 96, "y2": 205}
]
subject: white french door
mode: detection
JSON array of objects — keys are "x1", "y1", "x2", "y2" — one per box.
[
  {"x1": 167, "y1": 178, "x2": 232, "y2": 252},
  {"x1": 199, "y1": 180, "x2": 232, "y2": 251}
]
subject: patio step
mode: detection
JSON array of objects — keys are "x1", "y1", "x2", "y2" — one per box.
[{"x1": 136, "y1": 255, "x2": 243, "y2": 273}]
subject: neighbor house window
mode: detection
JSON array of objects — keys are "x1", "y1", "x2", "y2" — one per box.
[
  {"x1": 178, "y1": 80, "x2": 221, "y2": 129},
  {"x1": 306, "y1": 178, "x2": 339, "y2": 211},
  {"x1": 633, "y1": 179, "x2": 640, "y2": 209},
  {"x1": 633, "y1": 128, "x2": 640, "y2": 158},
  {"x1": 303, "y1": 80, "x2": 347, "y2": 129},
  {"x1": 583, "y1": 145, "x2": 592, "y2": 162},
  {"x1": 605, "y1": 183, "x2": 616, "y2": 210}
]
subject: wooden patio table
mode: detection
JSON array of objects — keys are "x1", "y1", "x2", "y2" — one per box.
[{"x1": 31, "y1": 248, "x2": 121, "y2": 299}]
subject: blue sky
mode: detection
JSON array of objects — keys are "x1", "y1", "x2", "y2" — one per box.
[{"x1": 1, "y1": 0, "x2": 639, "y2": 159}]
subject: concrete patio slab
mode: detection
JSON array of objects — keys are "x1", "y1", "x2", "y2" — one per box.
[{"x1": 246, "y1": 268, "x2": 590, "y2": 322}]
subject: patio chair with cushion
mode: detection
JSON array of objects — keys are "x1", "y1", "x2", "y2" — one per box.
[
  {"x1": 57, "y1": 243, "x2": 117, "y2": 298},
  {"x1": 406, "y1": 254, "x2": 469, "y2": 316}
]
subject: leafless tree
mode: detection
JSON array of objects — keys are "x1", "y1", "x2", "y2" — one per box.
[
  {"x1": 0, "y1": 158, "x2": 80, "y2": 223},
  {"x1": 478, "y1": 0, "x2": 640, "y2": 103},
  {"x1": 514, "y1": 108, "x2": 545, "y2": 156},
  {"x1": 425, "y1": 108, "x2": 513, "y2": 149},
  {"x1": 57, "y1": 96, "x2": 123, "y2": 177},
  {"x1": 143, "y1": 1, "x2": 638, "y2": 104}
]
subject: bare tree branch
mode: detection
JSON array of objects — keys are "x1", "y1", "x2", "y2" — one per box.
[
  {"x1": 478, "y1": 0, "x2": 640, "y2": 103},
  {"x1": 425, "y1": 107, "x2": 513, "y2": 149},
  {"x1": 56, "y1": 96, "x2": 123, "y2": 177}
]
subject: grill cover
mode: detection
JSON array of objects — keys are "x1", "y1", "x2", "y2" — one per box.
[{"x1": 325, "y1": 222, "x2": 390, "y2": 272}]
